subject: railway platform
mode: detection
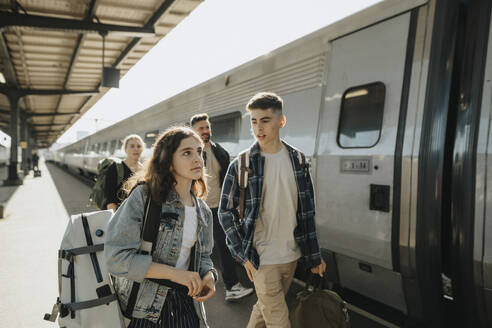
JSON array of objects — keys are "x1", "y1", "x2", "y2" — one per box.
[
  {"x1": 0, "y1": 161, "x2": 69, "y2": 327},
  {"x1": 0, "y1": 160, "x2": 389, "y2": 328}
]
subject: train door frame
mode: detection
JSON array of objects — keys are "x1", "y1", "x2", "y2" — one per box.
[
  {"x1": 411, "y1": 0, "x2": 461, "y2": 325},
  {"x1": 410, "y1": 0, "x2": 492, "y2": 326},
  {"x1": 397, "y1": 2, "x2": 440, "y2": 324},
  {"x1": 314, "y1": 7, "x2": 421, "y2": 315},
  {"x1": 449, "y1": 0, "x2": 492, "y2": 326}
]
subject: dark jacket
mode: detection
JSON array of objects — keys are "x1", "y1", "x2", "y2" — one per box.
[
  {"x1": 205, "y1": 141, "x2": 230, "y2": 186},
  {"x1": 32, "y1": 153, "x2": 39, "y2": 166},
  {"x1": 104, "y1": 161, "x2": 132, "y2": 208}
]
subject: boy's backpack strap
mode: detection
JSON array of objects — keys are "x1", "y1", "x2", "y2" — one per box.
[
  {"x1": 238, "y1": 150, "x2": 250, "y2": 189},
  {"x1": 295, "y1": 149, "x2": 309, "y2": 175},
  {"x1": 238, "y1": 150, "x2": 251, "y2": 221}
]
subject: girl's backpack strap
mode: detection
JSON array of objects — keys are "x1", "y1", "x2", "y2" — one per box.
[{"x1": 125, "y1": 192, "x2": 160, "y2": 318}]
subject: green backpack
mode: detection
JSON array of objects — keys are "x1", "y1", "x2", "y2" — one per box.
[
  {"x1": 89, "y1": 158, "x2": 124, "y2": 210},
  {"x1": 290, "y1": 285, "x2": 350, "y2": 328},
  {"x1": 290, "y1": 271, "x2": 350, "y2": 328}
]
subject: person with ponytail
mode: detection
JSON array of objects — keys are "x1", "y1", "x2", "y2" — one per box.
[{"x1": 105, "y1": 126, "x2": 217, "y2": 328}]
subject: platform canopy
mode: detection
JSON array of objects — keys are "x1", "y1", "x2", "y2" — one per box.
[{"x1": 0, "y1": 0, "x2": 202, "y2": 148}]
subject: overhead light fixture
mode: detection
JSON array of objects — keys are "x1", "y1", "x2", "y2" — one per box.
[
  {"x1": 0, "y1": 72, "x2": 6, "y2": 84},
  {"x1": 100, "y1": 32, "x2": 120, "y2": 88}
]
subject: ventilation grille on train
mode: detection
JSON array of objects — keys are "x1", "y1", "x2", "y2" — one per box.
[
  {"x1": 152, "y1": 54, "x2": 326, "y2": 119},
  {"x1": 200, "y1": 54, "x2": 326, "y2": 113}
]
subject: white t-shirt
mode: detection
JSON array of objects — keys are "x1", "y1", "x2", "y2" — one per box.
[
  {"x1": 253, "y1": 145, "x2": 301, "y2": 265},
  {"x1": 175, "y1": 205, "x2": 198, "y2": 270}
]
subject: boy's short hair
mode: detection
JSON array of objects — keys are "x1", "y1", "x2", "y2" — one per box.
[
  {"x1": 190, "y1": 113, "x2": 209, "y2": 127},
  {"x1": 246, "y1": 92, "x2": 283, "y2": 115}
]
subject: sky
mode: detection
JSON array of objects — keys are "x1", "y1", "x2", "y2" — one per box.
[{"x1": 55, "y1": 0, "x2": 382, "y2": 145}]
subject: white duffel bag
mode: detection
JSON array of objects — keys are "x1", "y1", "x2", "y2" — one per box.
[{"x1": 44, "y1": 210, "x2": 126, "y2": 328}]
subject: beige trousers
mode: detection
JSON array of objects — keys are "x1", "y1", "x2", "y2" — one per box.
[{"x1": 247, "y1": 260, "x2": 298, "y2": 328}]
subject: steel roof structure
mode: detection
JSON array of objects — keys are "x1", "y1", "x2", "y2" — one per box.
[{"x1": 0, "y1": 0, "x2": 202, "y2": 149}]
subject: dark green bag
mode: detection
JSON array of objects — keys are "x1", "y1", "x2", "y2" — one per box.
[
  {"x1": 89, "y1": 158, "x2": 124, "y2": 210},
  {"x1": 290, "y1": 277, "x2": 350, "y2": 328}
]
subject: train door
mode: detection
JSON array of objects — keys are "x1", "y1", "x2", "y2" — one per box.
[{"x1": 314, "y1": 6, "x2": 428, "y2": 316}]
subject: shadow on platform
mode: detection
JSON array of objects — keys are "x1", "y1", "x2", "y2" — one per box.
[{"x1": 0, "y1": 166, "x2": 20, "y2": 215}]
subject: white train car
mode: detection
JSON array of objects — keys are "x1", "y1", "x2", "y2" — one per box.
[
  {"x1": 0, "y1": 144, "x2": 8, "y2": 166},
  {"x1": 56, "y1": 0, "x2": 492, "y2": 326},
  {"x1": 0, "y1": 132, "x2": 8, "y2": 166}
]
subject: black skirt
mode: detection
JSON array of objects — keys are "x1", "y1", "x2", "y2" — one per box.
[{"x1": 128, "y1": 289, "x2": 200, "y2": 328}]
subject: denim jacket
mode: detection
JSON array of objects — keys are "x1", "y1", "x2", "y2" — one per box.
[
  {"x1": 218, "y1": 141, "x2": 322, "y2": 270},
  {"x1": 104, "y1": 184, "x2": 216, "y2": 325}
]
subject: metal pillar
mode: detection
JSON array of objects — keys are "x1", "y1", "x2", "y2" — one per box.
[
  {"x1": 27, "y1": 127, "x2": 33, "y2": 170},
  {"x1": 20, "y1": 112, "x2": 28, "y2": 174},
  {"x1": 4, "y1": 93, "x2": 22, "y2": 185},
  {"x1": 27, "y1": 127, "x2": 34, "y2": 172}
]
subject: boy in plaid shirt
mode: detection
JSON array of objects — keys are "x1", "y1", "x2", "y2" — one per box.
[{"x1": 219, "y1": 92, "x2": 326, "y2": 327}]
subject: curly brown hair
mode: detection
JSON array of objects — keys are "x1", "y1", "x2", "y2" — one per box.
[{"x1": 123, "y1": 126, "x2": 207, "y2": 203}]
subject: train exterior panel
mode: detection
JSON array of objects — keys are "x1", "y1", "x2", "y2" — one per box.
[
  {"x1": 316, "y1": 10, "x2": 414, "y2": 313},
  {"x1": 53, "y1": 1, "x2": 492, "y2": 326}
]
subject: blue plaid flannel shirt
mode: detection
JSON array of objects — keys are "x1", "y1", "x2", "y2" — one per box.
[{"x1": 218, "y1": 140, "x2": 322, "y2": 269}]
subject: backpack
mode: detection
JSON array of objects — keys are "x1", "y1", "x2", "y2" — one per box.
[
  {"x1": 44, "y1": 188, "x2": 182, "y2": 327},
  {"x1": 237, "y1": 146, "x2": 309, "y2": 221},
  {"x1": 44, "y1": 210, "x2": 126, "y2": 328},
  {"x1": 89, "y1": 158, "x2": 125, "y2": 210},
  {"x1": 289, "y1": 281, "x2": 351, "y2": 328}
]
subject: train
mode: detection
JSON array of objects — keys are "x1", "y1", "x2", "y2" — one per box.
[
  {"x1": 0, "y1": 144, "x2": 8, "y2": 166},
  {"x1": 49, "y1": 0, "x2": 492, "y2": 327}
]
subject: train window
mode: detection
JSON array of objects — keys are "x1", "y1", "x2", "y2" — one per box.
[
  {"x1": 144, "y1": 130, "x2": 159, "y2": 148},
  {"x1": 109, "y1": 140, "x2": 117, "y2": 153},
  {"x1": 209, "y1": 111, "x2": 241, "y2": 143},
  {"x1": 337, "y1": 82, "x2": 385, "y2": 148},
  {"x1": 83, "y1": 141, "x2": 89, "y2": 153}
]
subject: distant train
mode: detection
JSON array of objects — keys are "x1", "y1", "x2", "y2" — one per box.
[
  {"x1": 0, "y1": 135, "x2": 12, "y2": 166},
  {"x1": 0, "y1": 145, "x2": 8, "y2": 166},
  {"x1": 50, "y1": 1, "x2": 492, "y2": 327}
]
